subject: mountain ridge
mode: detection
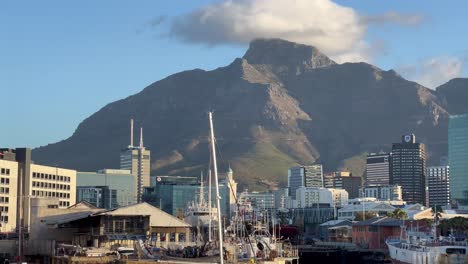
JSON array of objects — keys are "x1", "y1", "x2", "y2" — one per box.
[{"x1": 32, "y1": 38, "x2": 467, "y2": 190}]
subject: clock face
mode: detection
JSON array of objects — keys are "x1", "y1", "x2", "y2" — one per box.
[{"x1": 404, "y1": 135, "x2": 412, "y2": 143}]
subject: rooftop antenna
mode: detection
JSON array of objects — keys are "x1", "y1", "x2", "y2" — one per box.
[
  {"x1": 130, "y1": 119, "x2": 134, "y2": 147},
  {"x1": 139, "y1": 127, "x2": 144, "y2": 148}
]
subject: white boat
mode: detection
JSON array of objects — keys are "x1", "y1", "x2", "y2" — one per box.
[
  {"x1": 386, "y1": 238, "x2": 468, "y2": 264},
  {"x1": 117, "y1": 246, "x2": 135, "y2": 256},
  {"x1": 386, "y1": 215, "x2": 468, "y2": 264}
]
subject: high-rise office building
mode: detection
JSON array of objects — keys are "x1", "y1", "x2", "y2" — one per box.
[
  {"x1": 366, "y1": 153, "x2": 390, "y2": 186},
  {"x1": 288, "y1": 165, "x2": 323, "y2": 200},
  {"x1": 390, "y1": 134, "x2": 426, "y2": 205},
  {"x1": 120, "y1": 119, "x2": 151, "y2": 203},
  {"x1": 427, "y1": 166, "x2": 450, "y2": 207},
  {"x1": 449, "y1": 114, "x2": 468, "y2": 206}
]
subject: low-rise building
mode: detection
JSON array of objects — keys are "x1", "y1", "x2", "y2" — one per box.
[
  {"x1": 352, "y1": 217, "x2": 402, "y2": 250},
  {"x1": 359, "y1": 185, "x2": 402, "y2": 201},
  {"x1": 338, "y1": 198, "x2": 405, "y2": 220},
  {"x1": 28, "y1": 199, "x2": 192, "y2": 256}
]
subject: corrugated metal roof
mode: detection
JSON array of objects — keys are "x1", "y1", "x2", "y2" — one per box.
[{"x1": 94, "y1": 202, "x2": 191, "y2": 227}]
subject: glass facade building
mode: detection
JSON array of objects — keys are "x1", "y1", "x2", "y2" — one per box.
[
  {"x1": 77, "y1": 169, "x2": 135, "y2": 207},
  {"x1": 143, "y1": 176, "x2": 229, "y2": 217},
  {"x1": 449, "y1": 114, "x2": 468, "y2": 206}
]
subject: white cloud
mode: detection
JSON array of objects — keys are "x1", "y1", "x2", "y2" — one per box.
[
  {"x1": 167, "y1": 0, "x2": 367, "y2": 63},
  {"x1": 396, "y1": 57, "x2": 463, "y2": 89}
]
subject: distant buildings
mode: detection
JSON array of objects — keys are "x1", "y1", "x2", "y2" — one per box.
[
  {"x1": 0, "y1": 148, "x2": 76, "y2": 232},
  {"x1": 366, "y1": 152, "x2": 390, "y2": 186},
  {"x1": 449, "y1": 114, "x2": 468, "y2": 206},
  {"x1": 142, "y1": 175, "x2": 230, "y2": 217},
  {"x1": 294, "y1": 187, "x2": 348, "y2": 208},
  {"x1": 390, "y1": 134, "x2": 427, "y2": 205},
  {"x1": 427, "y1": 166, "x2": 450, "y2": 207},
  {"x1": 288, "y1": 165, "x2": 323, "y2": 200},
  {"x1": 239, "y1": 191, "x2": 275, "y2": 210},
  {"x1": 359, "y1": 185, "x2": 402, "y2": 201},
  {"x1": 323, "y1": 171, "x2": 362, "y2": 199},
  {"x1": 77, "y1": 169, "x2": 135, "y2": 208},
  {"x1": 120, "y1": 119, "x2": 151, "y2": 203}
]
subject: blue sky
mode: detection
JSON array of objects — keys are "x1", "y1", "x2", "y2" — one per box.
[{"x1": 2, "y1": 0, "x2": 467, "y2": 148}]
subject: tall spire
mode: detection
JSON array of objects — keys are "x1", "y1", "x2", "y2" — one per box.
[
  {"x1": 139, "y1": 127, "x2": 144, "y2": 148},
  {"x1": 130, "y1": 119, "x2": 134, "y2": 147}
]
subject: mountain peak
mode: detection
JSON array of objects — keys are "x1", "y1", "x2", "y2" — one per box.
[{"x1": 243, "y1": 38, "x2": 336, "y2": 70}]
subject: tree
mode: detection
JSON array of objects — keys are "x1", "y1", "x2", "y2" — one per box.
[
  {"x1": 387, "y1": 208, "x2": 408, "y2": 220},
  {"x1": 355, "y1": 211, "x2": 377, "y2": 221}
]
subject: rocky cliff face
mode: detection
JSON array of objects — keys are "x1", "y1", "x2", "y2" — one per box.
[{"x1": 33, "y1": 38, "x2": 465, "y2": 190}]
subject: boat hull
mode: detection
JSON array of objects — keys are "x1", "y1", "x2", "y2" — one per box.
[{"x1": 387, "y1": 241, "x2": 468, "y2": 264}]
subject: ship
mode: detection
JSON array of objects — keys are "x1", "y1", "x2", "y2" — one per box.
[{"x1": 386, "y1": 214, "x2": 468, "y2": 264}]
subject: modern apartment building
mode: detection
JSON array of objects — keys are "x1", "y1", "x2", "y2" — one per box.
[
  {"x1": 449, "y1": 114, "x2": 468, "y2": 206},
  {"x1": 427, "y1": 166, "x2": 450, "y2": 207},
  {"x1": 288, "y1": 164, "x2": 323, "y2": 200},
  {"x1": 120, "y1": 119, "x2": 151, "y2": 203},
  {"x1": 366, "y1": 153, "x2": 390, "y2": 186},
  {"x1": 390, "y1": 134, "x2": 427, "y2": 205}
]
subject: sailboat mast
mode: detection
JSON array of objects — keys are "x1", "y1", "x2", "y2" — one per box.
[
  {"x1": 209, "y1": 112, "x2": 224, "y2": 264},
  {"x1": 208, "y1": 169, "x2": 212, "y2": 242}
]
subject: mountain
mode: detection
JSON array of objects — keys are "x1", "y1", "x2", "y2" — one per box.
[
  {"x1": 436, "y1": 78, "x2": 468, "y2": 115},
  {"x1": 33, "y1": 38, "x2": 464, "y2": 190}
]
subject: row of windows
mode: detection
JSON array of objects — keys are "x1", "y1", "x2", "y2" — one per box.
[
  {"x1": 59, "y1": 201, "x2": 70, "y2": 207},
  {"x1": 1, "y1": 216, "x2": 9, "y2": 223},
  {"x1": 0, "y1": 197, "x2": 9, "y2": 203},
  {"x1": 0, "y1": 168, "x2": 10, "y2": 176},
  {"x1": 32, "y1": 181, "x2": 70, "y2": 190},
  {"x1": 0, "y1": 178, "x2": 10, "y2": 185},
  {"x1": 0, "y1": 206, "x2": 9, "y2": 212},
  {"x1": 32, "y1": 172, "x2": 71, "y2": 182},
  {"x1": 31, "y1": 190, "x2": 70, "y2": 199},
  {"x1": 0, "y1": 187, "x2": 9, "y2": 194}
]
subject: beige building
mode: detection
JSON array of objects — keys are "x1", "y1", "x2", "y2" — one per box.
[
  {"x1": 24, "y1": 164, "x2": 76, "y2": 230},
  {"x1": 0, "y1": 148, "x2": 76, "y2": 233},
  {"x1": 0, "y1": 159, "x2": 19, "y2": 232}
]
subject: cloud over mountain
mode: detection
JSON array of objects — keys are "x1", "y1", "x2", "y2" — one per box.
[
  {"x1": 167, "y1": 0, "x2": 423, "y2": 63},
  {"x1": 396, "y1": 56, "x2": 463, "y2": 88}
]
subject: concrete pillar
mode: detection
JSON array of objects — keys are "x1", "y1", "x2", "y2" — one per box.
[
  {"x1": 166, "y1": 233, "x2": 170, "y2": 246},
  {"x1": 185, "y1": 229, "x2": 190, "y2": 243},
  {"x1": 175, "y1": 233, "x2": 179, "y2": 242}
]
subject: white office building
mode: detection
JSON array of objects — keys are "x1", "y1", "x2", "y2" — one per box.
[
  {"x1": 359, "y1": 185, "x2": 402, "y2": 201},
  {"x1": 295, "y1": 187, "x2": 348, "y2": 208}
]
